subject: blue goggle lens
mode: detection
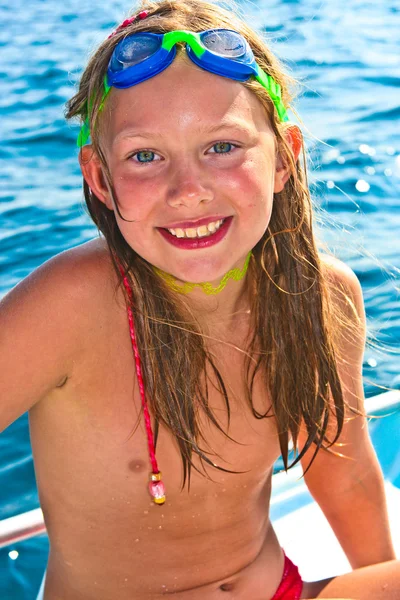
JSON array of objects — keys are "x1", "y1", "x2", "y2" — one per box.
[
  {"x1": 200, "y1": 30, "x2": 247, "y2": 58},
  {"x1": 110, "y1": 33, "x2": 162, "y2": 72}
]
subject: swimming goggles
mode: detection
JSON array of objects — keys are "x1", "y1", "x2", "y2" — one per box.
[{"x1": 78, "y1": 29, "x2": 289, "y2": 147}]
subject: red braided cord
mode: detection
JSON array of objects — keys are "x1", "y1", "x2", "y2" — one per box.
[{"x1": 117, "y1": 262, "x2": 159, "y2": 475}]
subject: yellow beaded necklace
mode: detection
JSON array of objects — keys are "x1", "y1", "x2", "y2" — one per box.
[{"x1": 153, "y1": 251, "x2": 253, "y2": 295}]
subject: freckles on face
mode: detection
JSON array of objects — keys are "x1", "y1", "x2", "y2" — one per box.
[
  {"x1": 230, "y1": 150, "x2": 276, "y2": 226},
  {"x1": 101, "y1": 58, "x2": 278, "y2": 281}
]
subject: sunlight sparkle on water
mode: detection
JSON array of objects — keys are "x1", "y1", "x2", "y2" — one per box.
[
  {"x1": 325, "y1": 149, "x2": 340, "y2": 160},
  {"x1": 359, "y1": 144, "x2": 376, "y2": 156},
  {"x1": 355, "y1": 180, "x2": 370, "y2": 193},
  {"x1": 8, "y1": 550, "x2": 19, "y2": 560}
]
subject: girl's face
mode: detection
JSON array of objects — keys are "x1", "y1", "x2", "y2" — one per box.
[{"x1": 82, "y1": 56, "x2": 299, "y2": 284}]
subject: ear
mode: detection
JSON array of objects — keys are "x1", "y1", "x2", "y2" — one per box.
[
  {"x1": 274, "y1": 125, "x2": 303, "y2": 194},
  {"x1": 79, "y1": 145, "x2": 114, "y2": 210}
]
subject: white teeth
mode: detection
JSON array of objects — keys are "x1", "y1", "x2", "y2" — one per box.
[
  {"x1": 167, "y1": 219, "x2": 225, "y2": 238},
  {"x1": 185, "y1": 228, "x2": 197, "y2": 238},
  {"x1": 197, "y1": 226, "x2": 209, "y2": 237}
]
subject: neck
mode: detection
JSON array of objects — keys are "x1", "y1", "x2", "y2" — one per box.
[
  {"x1": 154, "y1": 252, "x2": 254, "y2": 333},
  {"x1": 153, "y1": 251, "x2": 252, "y2": 296}
]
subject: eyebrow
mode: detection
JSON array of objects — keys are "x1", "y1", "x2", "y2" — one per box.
[{"x1": 114, "y1": 120, "x2": 255, "y2": 144}]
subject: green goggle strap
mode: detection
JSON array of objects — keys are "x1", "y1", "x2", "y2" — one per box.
[
  {"x1": 77, "y1": 76, "x2": 111, "y2": 148},
  {"x1": 255, "y1": 65, "x2": 288, "y2": 122}
]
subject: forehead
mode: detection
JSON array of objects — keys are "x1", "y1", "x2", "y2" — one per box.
[{"x1": 102, "y1": 54, "x2": 273, "y2": 143}]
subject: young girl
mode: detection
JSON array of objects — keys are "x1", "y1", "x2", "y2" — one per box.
[{"x1": 1, "y1": 0, "x2": 399, "y2": 598}]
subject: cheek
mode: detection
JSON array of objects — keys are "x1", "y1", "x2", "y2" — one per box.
[
  {"x1": 112, "y1": 172, "x2": 159, "y2": 221},
  {"x1": 109, "y1": 172, "x2": 161, "y2": 257},
  {"x1": 232, "y1": 158, "x2": 276, "y2": 246},
  {"x1": 228, "y1": 157, "x2": 275, "y2": 213}
]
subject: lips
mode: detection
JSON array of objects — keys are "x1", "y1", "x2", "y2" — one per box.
[{"x1": 157, "y1": 216, "x2": 233, "y2": 250}]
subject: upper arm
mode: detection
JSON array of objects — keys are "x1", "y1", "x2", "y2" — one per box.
[
  {"x1": 0, "y1": 243, "x2": 106, "y2": 433},
  {"x1": 298, "y1": 255, "x2": 377, "y2": 496}
]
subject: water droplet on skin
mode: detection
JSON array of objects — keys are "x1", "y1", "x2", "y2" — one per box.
[
  {"x1": 135, "y1": 538, "x2": 140, "y2": 542},
  {"x1": 124, "y1": 578, "x2": 128, "y2": 582},
  {"x1": 158, "y1": 525, "x2": 162, "y2": 529},
  {"x1": 144, "y1": 510, "x2": 149, "y2": 515}
]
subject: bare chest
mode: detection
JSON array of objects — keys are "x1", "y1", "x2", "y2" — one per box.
[
  {"x1": 29, "y1": 297, "x2": 280, "y2": 541},
  {"x1": 28, "y1": 297, "x2": 285, "y2": 595}
]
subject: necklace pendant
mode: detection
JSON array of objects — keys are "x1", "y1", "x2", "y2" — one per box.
[{"x1": 149, "y1": 472, "x2": 166, "y2": 505}]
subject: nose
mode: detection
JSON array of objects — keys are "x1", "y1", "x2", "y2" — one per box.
[{"x1": 166, "y1": 162, "x2": 214, "y2": 209}]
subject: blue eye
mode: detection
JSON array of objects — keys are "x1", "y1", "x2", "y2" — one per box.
[
  {"x1": 134, "y1": 150, "x2": 155, "y2": 163},
  {"x1": 212, "y1": 142, "x2": 234, "y2": 154}
]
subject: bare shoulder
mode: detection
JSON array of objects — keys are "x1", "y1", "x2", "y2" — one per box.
[
  {"x1": 32, "y1": 236, "x2": 116, "y2": 295},
  {"x1": 0, "y1": 237, "x2": 120, "y2": 431},
  {"x1": 8, "y1": 237, "x2": 119, "y2": 312},
  {"x1": 24, "y1": 236, "x2": 126, "y2": 337},
  {"x1": 319, "y1": 252, "x2": 363, "y2": 303},
  {"x1": 318, "y1": 252, "x2": 366, "y2": 368}
]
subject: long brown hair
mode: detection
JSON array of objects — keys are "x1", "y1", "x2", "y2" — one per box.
[{"x1": 66, "y1": 0, "x2": 360, "y2": 488}]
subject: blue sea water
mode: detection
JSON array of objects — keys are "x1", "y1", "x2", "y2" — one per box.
[{"x1": 0, "y1": 0, "x2": 399, "y2": 597}]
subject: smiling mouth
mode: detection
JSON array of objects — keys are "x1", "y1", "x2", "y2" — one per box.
[
  {"x1": 164, "y1": 218, "x2": 226, "y2": 239},
  {"x1": 157, "y1": 216, "x2": 233, "y2": 250}
]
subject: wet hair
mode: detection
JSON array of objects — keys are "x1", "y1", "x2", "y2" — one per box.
[{"x1": 66, "y1": 0, "x2": 363, "y2": 488}]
